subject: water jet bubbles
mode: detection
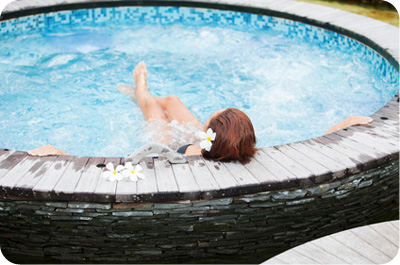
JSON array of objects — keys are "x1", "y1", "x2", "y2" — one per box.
[
  {"x1": 1, "y1": 7, "x2": 398, "y2": 156},
  {"x1": 46, "y1": 54, "x2": 77, "y2": 68}
]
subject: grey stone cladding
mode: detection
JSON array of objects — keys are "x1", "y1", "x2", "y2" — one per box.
[{"x1": 0, "y1": 160, "x2": 398, "y2": 264}]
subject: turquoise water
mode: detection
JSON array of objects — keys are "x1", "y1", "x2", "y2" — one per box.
[{"x1": 0, "y1": 7, "x2": 398, "y2": 157}]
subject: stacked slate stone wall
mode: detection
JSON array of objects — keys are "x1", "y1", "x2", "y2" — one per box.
[{"x1": 1, "y1": 160, "x2": 398, "y2": 264}]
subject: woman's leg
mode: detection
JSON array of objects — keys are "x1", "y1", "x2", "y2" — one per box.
[
  {"x1": 133, "y1": 62, "x2": 168, "y2": 122},
  {"x1": 121, "y1": 62, "x2": 202, "y2": 129},
  {"x1": 155, "y1": 96, "x2": 203, "y2": 130}
]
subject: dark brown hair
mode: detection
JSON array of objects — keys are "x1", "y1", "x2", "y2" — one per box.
[{"x1": 202, "y1": 108, "x2": 257, "y2": 164}]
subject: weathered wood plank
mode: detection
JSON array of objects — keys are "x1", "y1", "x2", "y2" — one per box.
[
  {"x1": 372, "y1": 113, "x2": 399, "y2": 125},
  {"x1": 314, "y1": 136, "x2": 376, "y2": 169},
  {"x1": 255, "y1": 149, "x2": 298, "y2": 188},
  {"x1": 203, "y1": 159, "x2": 239, "y2": 190},
  {"x1": 153, "y1": 158, "x2": 179, "y2": 194},
  {"x1": 0, "y1": 155, "x2": 53, "y2": 192},
  {"x1": 0, "y1": 150, "x2": 27, "y2": 180},
  {"x1": 243, "y1": 157, "x2": 281, "y2": 190},
  {"x1": 372, "y1": 115, "x2": 400, "y2": 129},
  {"x1": 334, "y1": 229, "x2": 392, "y2": 264},
  {"x1": 371, "y1": 115, "x2": 399, "y2": 126},
  {"x1": 312, "y1": 235, "x2": 374, "y2": 263},
  {"x1": 0, "y1": 150, "x2": 28, "y2": 197},
  {"x1": 371, "y1": 222, "x2": 399, "y2": 247},
  {"x1": 375, "y1": 105, "x2": 399, "y2": 119},
  {"x1": 389, "y1": 221, "x2": 400, "y2": 233},
  {"x1": 136, "y1": 157, "x2": 158, "y2": 196},
  {"x1": 73, "y1": 157, "x2": 105, "y2": 199},
  {"x1": 187, "y1": 156, "x2": 220, "y2": 193},
  {"x1": 294, "y1": 241, "x2": 347, "y2": 264},
  {"x1": 276, "y1": 144, "x2": 332, "y2": 183},
  {"x1": 368, "y1": 222, "x2": 399, "y2": 252},
  {"x1": 373, "y1": 105, "x2": 399, "y2": 120},
  {"x1": 115, "y1": 160, "x2": 141, "y2": 202},
  {"x1": 349, "y1": 125, "x2": 399, "y2": 147},
  {"x1": 325, "y1": 133, "x2": 390, "y2": 161},
  {"x1": 262, "y1": 147, "x2": 314, "y2": 186},
  {"x1": 301, "y1": 138, "x2": 360, "y2": 174},
  {"x1": 93, "y1": 157, "x2": 121, "y2": 202},
  {"x1": 289, "y1": 142, "x2": 347, "y2": 179},
  {"x1": 0, "y1": 149, "x2": 7, "y2": 157},
  {"x1": 171, "y1": 162, "x2": 200, "y2": 194},
  {"x1": 7, "y1": 155, "x2": 58, "y2": 197},
  {"x1": 32, "y1": 156, "x2": 72, "y2": 198},
  {"x1": 368, "y1": 123, "x2": 399, "y2": 140},
  {"x1": 335, "y1": 129, "x2": 398, "y2": 154},
  {"x1": 52, "y1": 156, "x2": 90, "y2": 196},
  {"x1": 222, "y1": 160, "x2": 260, "y2": 188},
  {"x1": 373, "y1": 120, "x2": 399, "y2": 136}
]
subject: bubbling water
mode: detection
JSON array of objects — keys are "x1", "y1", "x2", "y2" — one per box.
[{"x1": 0, "y1": 7, "x2": 398, "y2": 157}]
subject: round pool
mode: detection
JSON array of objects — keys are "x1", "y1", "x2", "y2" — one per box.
[
  {"x1": 0, "y1": 5, "x2": 398, "y2": 157},
  {"x1": 0, "y1": 1, "x2": 399, "y2": 264}
]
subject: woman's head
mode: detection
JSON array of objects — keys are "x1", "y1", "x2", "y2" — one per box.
[{"x1": 202, "y1": 108, "x2": 256, "y2": 164}]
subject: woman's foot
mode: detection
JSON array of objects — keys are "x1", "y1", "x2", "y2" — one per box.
[
  {"x1": 117, "y1": 83, "x2": 137, "y2": 104},
  {"x1": 134, "y1": 61, "x2": 148, "y2": 91},
  {"x1": 132, "y1": 62, "x2": 168, "y2": 121},
  {"x1": 117, "y1": 83, "x2": 134, "y2": 94}
]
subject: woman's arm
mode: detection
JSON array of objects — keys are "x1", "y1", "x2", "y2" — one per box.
[
  {"x1": 28, "y1": 145, "x2": 71, "y2": 157},
  {"x1": 324, "y1": 115, "x2": 373, "y2": 135}
]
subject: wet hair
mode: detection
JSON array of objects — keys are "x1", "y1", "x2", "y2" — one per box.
[{"x1": 202, "y1": 108, "x2": 257, "y2": 164}]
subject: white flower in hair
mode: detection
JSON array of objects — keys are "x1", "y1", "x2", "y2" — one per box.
[
  {"x1": 122, "y1": 162, "x2": 146, "y2": 182},
  {"x1": 102, "y1": 162, "x2": 124, "y2": 181},
  {"x1": 198, "y1": 128, "x2": 216, "y2": 152}
]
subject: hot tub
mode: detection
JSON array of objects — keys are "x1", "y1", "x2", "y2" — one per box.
[{"x1": 0, "y1": 0, "x2": 398, "y2": 264}]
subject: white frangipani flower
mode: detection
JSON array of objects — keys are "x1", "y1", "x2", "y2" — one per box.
[
  {"x1": 122, "y1": 162, "x2": 145, "y2": 182},
  {"x1": 102, "y1": 162, "x2": 124, "y2": 181},
  {"x1": 198, "y1": 128, "x2": 216, "y2": 152}
]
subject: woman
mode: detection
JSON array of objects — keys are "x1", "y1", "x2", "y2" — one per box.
[{"x1": 29, "y1": 62, "x2": 372, "y2": 163}]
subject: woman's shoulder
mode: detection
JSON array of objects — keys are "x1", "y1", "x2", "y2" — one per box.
[{"x1": 185, "y1": 145, "x2": 202, "y2": 156}]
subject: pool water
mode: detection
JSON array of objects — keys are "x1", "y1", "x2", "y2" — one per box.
[{"x1": 0, "y1": 7, "x2": 398, "y2": 157}]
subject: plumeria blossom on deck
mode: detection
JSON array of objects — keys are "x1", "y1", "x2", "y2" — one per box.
[
  {"x1": 102, "y1": 162, "x2": 124, "y2": 181},
  {"x1": 122, "y1": 162, "x2": 146, "y2": 182},
  {"x1": 102, "y1": 162, "x2": 146, "y2": 182},
  {"x1": 198, "y1": 128, "x2": 216, "y2": 152}
]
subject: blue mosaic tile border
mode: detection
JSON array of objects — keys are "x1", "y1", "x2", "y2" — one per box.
[{"x1": 0, "y1": 6, "x2": 398, "y2": 83}]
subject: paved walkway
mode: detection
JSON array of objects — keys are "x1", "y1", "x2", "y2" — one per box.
[{"x1": 265, "y1": 221, "x2": 399, "y2": 264}]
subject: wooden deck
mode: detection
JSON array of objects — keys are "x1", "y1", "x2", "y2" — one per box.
[
  {"x1": 265, "y1": 221, "x2": 399, "y2": 264},
  {"x1": 0, "y1": 0, "x2": 399, "y2": 203}
]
